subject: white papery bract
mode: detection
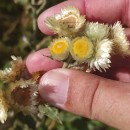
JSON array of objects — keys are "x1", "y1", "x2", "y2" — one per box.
[
  {"x1": 85, "y1": 22, "x2": 109, "y2": 42},
  {"x1": 89, "y1": 39, "x2": 113, "y2": 72},
  {"x1": 0, "y1": 91, "x2": 8, "y2": 124},
  {"x1": 111, "y1": 21, "x2": 130, "y2": 55},
  {"x1": 0, "y1": 102, "x2": 7, "y2": 124},
  {"x1": 45, "y1": 7, "x2": 130, "y2": 72},
  {"x1": 45, "y1": 6, "x2": 86, "y2": 36},
  {"x1": 0, "y1": 56, "x2": 24, "y2": 83}
]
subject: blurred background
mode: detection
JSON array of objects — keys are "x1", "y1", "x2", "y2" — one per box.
[{"x1": 0, "y1": 0, "x2": 116, "y2": 130}]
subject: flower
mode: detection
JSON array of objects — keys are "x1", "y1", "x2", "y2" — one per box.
[
  {"x1": 0, "y1": 90, "x2": 8, "y2": 124},
  {"x1": 6, "y1": 79, "x2": 38, "y2": 115},
  {"x1": 85, "y1": 22, "x2": 109, "y2": 42},
  {"x1": 0, "y1": 56, "x2": 24, "y2": 83},
  {"x1": 49, "y1": 38, "x2": 70, "y2": 60},
  {"x1": 89, "y1": 39, "x2": 113, "y2": 72},
  {"x1": 70, "y1": 37, "x2": 93, "y2": 63},
  {"x1": 111, "y1": 21, "x2": 130, "y2": 55},
  {"x1": 45, "y1": 6, "x2": 86, "y2": 36}
]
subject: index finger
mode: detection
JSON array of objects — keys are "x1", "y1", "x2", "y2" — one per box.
[{"x1": 37, "y1": 0, "x2": 129, "y2": 35}]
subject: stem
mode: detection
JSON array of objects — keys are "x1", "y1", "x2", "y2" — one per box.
[
  {"x1": 31, "y1": 0, "x2": 37, "y2": 32},
  {"x1": 36, "y1": 0, "x2": 47, "y2": 15},
  {"x1": 62, "y1": 55, "x2": 73, "y2": 69}
]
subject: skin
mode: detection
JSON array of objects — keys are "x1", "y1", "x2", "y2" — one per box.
[{"x1": 26, "y1": 0, "x2": 130, "y2": 129}]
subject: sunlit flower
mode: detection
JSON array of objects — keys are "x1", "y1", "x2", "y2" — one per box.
[
  {"x1": 0, "y1": 90, "x2": 8, "y2": 124},
  {"x1": 89, "y1": 39, "x2": 113, "y2": 72},
  {"x1": 0, "y1": 56, "x2": 24, "y2": 83},
  {"x1": 70, "y1": 37, "x2": 93, "y2": 63},
  {"x1": 111, "y1": 21, "x2": 130, "y2": 55},
  {"x1": 85, "y1": 22, "x2": 109, "y2": 42},
  {"x1": 49, "y1": 38, "x2": 70, "y2": 60},
  {"x1": 45, "y1": 6, "x2": 86, "y2": 36}
]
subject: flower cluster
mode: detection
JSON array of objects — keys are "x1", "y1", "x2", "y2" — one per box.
[
  {"x1": 0, "y1": 56, "x2": 38, "y2": 123},
  {"x1": 0, "y1": 56, "x2": 24, "y2": 83},
  {"x1": 0, "y1": 56, "x2": 61, "y2": 124},
  {"x1": 45, "y1": 6, "x2": 130, "y2": 72},
  {"x1": 45, "y1": 6, "x2": 85, "y2": 37}
]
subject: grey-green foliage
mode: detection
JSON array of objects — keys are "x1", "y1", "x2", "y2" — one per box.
[{"x1": 38, "y1": 105, "x2": 62, "y2": 124}]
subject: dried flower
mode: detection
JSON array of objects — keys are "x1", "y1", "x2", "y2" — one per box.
[
  {"x1": 0, "y1": 56, "x2": 24, "y2": 83},
  {"x1": 49, "y1": 38, "x2": 70, "y2": 60},
  {"x1": 85, "y1": 22, "x2": 109, "y2": 42},
  {"x1": 89, "y1": 39, "x2": 113, "y2": 71},
  {"x1": 6, "y1": 79, "x2": 38, "y2": 115},
  {"x1": 46, "y1": 6, "x2": 130, "y2": 72},
  {"x1": 70, "y1": 37, "x2": 93, "y2": 63},
  {"x1": 0, "y1": 53, "x2": 63, "y2": 124},
  {"x1": 0, "y1": 90, "x2": 8, "y2": 124},
  {"x1": 45, "y1": 6, "x2": 86, "y2": 36},
  {"x1": 111, "y1": 21, "x2": 130, "y2": 55}
]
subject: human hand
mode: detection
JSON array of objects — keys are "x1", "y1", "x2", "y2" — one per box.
[{"x1": 26, "y1": 0, "x2": 130, "y2": 129}]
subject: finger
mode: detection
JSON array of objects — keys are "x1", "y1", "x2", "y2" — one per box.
[
  {"x1": 38, "y1": 0, "x2": 130, "y2": 35},
  {"x1": 25, "y1": 48, "x2": 62, "y2": 74},
  {"x1": 125, "y1": 28, "x2": 130, "y2": 41},
  {"x1": 113, "y1": 67, "x2": 130, "y2": 82},
  {"x1": 39, "y1": 68, "x2": 130, "y2": 130},
  {"x1": 95, "y1": 67, "x2": 130, "y2": 83},
  {"x1": 110, "y1": 56, "x2": 130, "y2": 67},
  {"x1": 85, "y1": 0, "x2": 128, "y2": 25},
  {"x1": 37, "y1": 0, "x2": 85, "y2": 35}
]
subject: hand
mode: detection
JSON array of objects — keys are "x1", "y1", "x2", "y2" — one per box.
[{"x1": 26, "y1": 0, "x2": 130, "y2": 129}]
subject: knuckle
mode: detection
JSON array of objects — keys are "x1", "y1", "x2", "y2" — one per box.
[{"x1": 89, "y1": 78, "x2": 101, "y2": 119}]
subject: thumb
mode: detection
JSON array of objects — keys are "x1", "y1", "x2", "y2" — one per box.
[{"x1": 39, "y1": 69, "x2": 130, "y2": 130}]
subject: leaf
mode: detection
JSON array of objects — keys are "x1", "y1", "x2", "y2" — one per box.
[{"x1": 38, "y1": 105, "x2": 62, "y2": 124}]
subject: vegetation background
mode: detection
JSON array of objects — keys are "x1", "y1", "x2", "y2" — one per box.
[{"x1": 0, "y1": 0, "x2": 116, "y2": 130}]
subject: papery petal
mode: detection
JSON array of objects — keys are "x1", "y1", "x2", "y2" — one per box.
[
  {"x1": 0, "y1": 56, "x2": 24, "y2": 83},
  {"x1": 7, "y1": 79, "x2": 38, "y2": 115},
  {"x1": 89, "y1": 39, "x2": 113, "y2": 72},
  {"x1": 0, "y1": 90, "x2": 8, "y2": 124},
  {"x1": 45, "y1": 6, "x2": 86, "y2": 37},
  {"x1": 85, "y1": 22, "x2": 109, "y2": 41},
  {"x1": 111, "y1": 21, "x2": 130, "y2": 55}
]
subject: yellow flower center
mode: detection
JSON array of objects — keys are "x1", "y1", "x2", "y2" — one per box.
[
  {"x1": 72, "y1": 37, "x2": 93, "y2": 58},
  {"x1": 51, "y1": 40, "x2": 68, "y2": 54},
  {"x1": 49, "y1": 38, "x2": 70, "y2": 60}
]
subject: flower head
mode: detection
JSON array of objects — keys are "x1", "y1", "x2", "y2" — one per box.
[
  {"x1": 0, "y1": 90, "x2": 8, "y2": 124},
  {"x1": 70, "y1": 37, "x2": 93, "y2": 63},
  {"x1": 45, "y1": 6, "x2": 130, "y2": 72},
  {"x1": 85, "y1": 22, "x2": 109, "y2": 42},
  {"x1": 49, "y1": 38, "x2": 70, "y2": 60},
  {"x1": 111, "y1": 21, "x2": 130, "y2": 55},
  {"x1": 0, "y1": 56, "x2": 24, "y2": 83},
  {"x1": 6, "y1": 79, "x2": 38, "y2": 115},
  {"x1": 45, "y1": 6, "x2": 86, "y2": 36},
  {"x1": 89, "y1": 39, "x2": 113, "y2": 72}
]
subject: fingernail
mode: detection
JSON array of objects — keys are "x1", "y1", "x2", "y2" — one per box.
[{"x1": 39, "y1": 69, "x2": 69, "y2": 108}]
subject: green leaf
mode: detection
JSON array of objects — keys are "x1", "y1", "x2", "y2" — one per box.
[{"x1": 38, "y1": 105, "x2": 62, "y2": 124}]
